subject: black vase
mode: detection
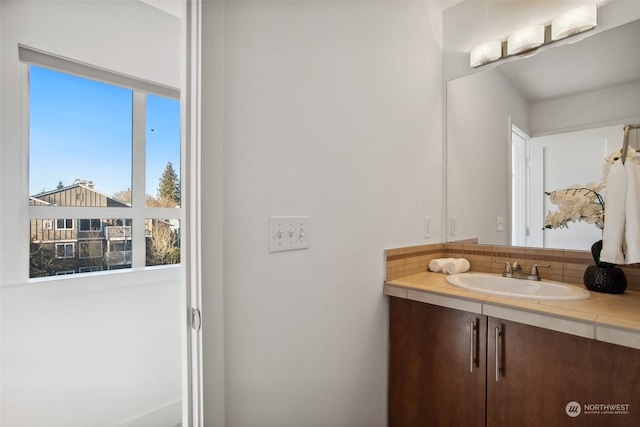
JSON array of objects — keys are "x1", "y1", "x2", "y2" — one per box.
[{"x1": 583, "y1": 265, "x2": 627, "y2": 294}]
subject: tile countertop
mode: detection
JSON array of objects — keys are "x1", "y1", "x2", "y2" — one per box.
[{"x1": 384, "y1": 271, "x2": 640, "y2": 351}]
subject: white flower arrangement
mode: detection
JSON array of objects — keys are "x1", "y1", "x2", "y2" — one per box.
[
  {"x1": 544, "y1": 147, "x2": 640, "y2": 231},
  {"x1": 544, "y1": 183, "x2": 605, "y2": 230}
]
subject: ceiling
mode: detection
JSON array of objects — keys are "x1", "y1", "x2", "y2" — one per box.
[
  {"x1": 497, "y1": 18, "x2": 640, "y2": 103},
  {"x1": 142, "y1": 0, "x2": 461, "y2": 16},
  {"x1": 137, "y1": 0, "x2": 638, "y2": 105},
  {"x1": 435, "y1": 1, "x2": 464, "y2": 10},
  {"x1": 140, "y1": 0, "x2": 180, "y2": 18}
]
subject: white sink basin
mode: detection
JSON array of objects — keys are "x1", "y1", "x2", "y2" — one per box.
[{"x1": 445, "y1": 273, "x2": 591, "y2": 301}]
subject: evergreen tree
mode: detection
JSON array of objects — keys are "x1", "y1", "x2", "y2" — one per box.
[
  {"x1": 56, "y1": 180, "x2": 64, "y2": 189},
  {"x1": 158, "y1": 162, "x2": 180, "y2": 206}
]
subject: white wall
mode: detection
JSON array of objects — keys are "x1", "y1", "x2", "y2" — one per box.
[
  {"x1": 201, "y1": 1, "x2": 443, "y2": 426},
  {"x1": 531, "y1": 81, "x2": 640, "y2": 136},
  {"x1": 1, "y1": 273, "x2": 182, "y2": 427},
  {"x1": 0, "y1": 2, "x2": 182, "y2": 426}
]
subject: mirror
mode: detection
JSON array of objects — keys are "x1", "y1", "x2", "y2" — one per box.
[{"x1": 446, "y1": 18, "x2": 640, "y2": 250}]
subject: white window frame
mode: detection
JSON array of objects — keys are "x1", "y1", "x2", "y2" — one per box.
[
  {"x1": 20, "y1": 46, "x2": 183, "y2": 280},
  {"x1": 55, "y1": 242, "x2": 75, "y2": 258},
  {"x1": 108, "y1": 239, "x2": 132, "y2": 253},
  {"x1": 511, "y1": 125, "x2": 530, "y2": 247},
  {"x1": 55, "y1": 218, "x2": 74, "y2": 230},
  {"x1": 79, "y1": 218, "x2": 103, "y2": 233}
]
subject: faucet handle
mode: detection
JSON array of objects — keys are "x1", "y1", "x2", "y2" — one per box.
[
  {"x1": 495, "y1": 260, "x2": 512, "y2": 277},
  {"x1": 527, "y1": 264, "x2": 550, "y2": 281}
]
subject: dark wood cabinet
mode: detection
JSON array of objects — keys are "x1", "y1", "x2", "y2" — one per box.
[
  {"x1": 487, "y1": 317, "x2": 640, "y2": 427},
  {"x1": 389, "y1": 296, "x2": 640, "y2": 427},
  {"x1": 389, "y1": 297, "x2": 486, "y2": 427}
]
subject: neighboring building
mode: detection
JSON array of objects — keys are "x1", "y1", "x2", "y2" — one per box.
[
  {"x1": 29, "y1": 180, "x2": 179, "y2": 277},
  {"x1": 31, "y1": 179, "x2": 130, "y2": 208}
]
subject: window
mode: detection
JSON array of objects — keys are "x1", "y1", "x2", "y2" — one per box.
[
  {"x1": 22, "y1": 46, "x2": 182, "y2": 279},
  {"x1": 146, "y1": 219, "x2": 181, "y2": 266},
  {"x1": 79, "y1": 219, "x2": 102, "y2": 232},
  {"x1": 56, "y1": 219, "x2": 74, "y2": 230},
  {"x1": 79, "y1": 240, "x2": 103, "y2": 258},
  {"x1": 55, "y1": 243, "x2": 75, "y2": 259},
  {"x1": 55, "y1": 270, "x2": 76, "y2": 276},
  {"x1": 109, "y1": 240, "x2": 132, "y2": 253},
  {"x1": 79, "y1": 266, "x2": 103, "y2": 273}
]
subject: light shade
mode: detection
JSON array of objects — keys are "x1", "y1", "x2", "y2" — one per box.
[
  {"x1": 507, "y1": 25, "x2": 545, "y2": 55},
  {"x1": 551, "y1": 4, "x2": 597, "y2": 41},
  {"x1": 470, "y1": 40, "x2": 502, "y2": 68}
]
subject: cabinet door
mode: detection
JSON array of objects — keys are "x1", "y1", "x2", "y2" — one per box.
[
  {"x1": 581, "y1": 338, "x2": 640, "y2": 426},
  {"x1": 389, "y1": 297, "x2": 486, "y2": 427},
  {"x1": 487, "y1": 317, "x2": 640, "y2": 427}
]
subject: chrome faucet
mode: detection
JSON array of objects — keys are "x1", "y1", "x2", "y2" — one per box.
[
  {"x1": 526, "y1": 264, "x2": 550, "y2": 281},
  {"x1": 495, "y1": 261, "x2": 549, "y2": 281},
  {"x1": 495, "y1": 261, "x2": 525, "y2": 278}
]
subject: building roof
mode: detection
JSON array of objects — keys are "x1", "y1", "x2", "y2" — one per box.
[{"x1": 30, "y1": 180, "x2": 130, "y2": 208}]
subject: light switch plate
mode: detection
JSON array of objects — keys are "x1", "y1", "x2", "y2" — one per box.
[
  {"x1": 270, "y1": 216, "x2": 309, "y2": 252},
  {"x1": 424, "y1": 216, "x2": 432, "y2": 238}
]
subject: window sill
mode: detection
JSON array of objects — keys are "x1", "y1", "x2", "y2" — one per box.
[{"x1": 1, "y1": 265, "x2": 183, "y2": 297}]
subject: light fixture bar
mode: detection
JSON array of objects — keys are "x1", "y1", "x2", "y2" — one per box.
[
  {"x1": 469, "y1": 4, "x2": 598, "y2": 68},
  {"x1": 470, "y1": 40, "x2": 503, "y2": 68},
  {"x1": 507, "y1": 24, "x2": 545, "y2": 56},
  {"x1": 551, "y1": 4, "x2": 597, "y2": 41}
]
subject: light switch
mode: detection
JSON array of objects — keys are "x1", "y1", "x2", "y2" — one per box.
[
  {"x1": 270, "y1": 216, "x2": 309, "y2": 252},
  {"x1": 424, "y1": 216, "x2": 432, "y2": 238}
]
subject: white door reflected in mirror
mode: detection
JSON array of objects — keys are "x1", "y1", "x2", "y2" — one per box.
[{"x1": 520, "y1": 125, "x2": 621, "y2": 249}]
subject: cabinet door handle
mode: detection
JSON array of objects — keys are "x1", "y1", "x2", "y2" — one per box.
[
  {"x1": 495, "y1": 326, "x2": 502, "y2": 381},
  {"x1": 469, "y1": 320, "x2": 477, "y2": 372}
]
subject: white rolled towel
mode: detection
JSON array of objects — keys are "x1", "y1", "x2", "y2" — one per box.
[
  {"x1": 428, "y1": 258, "x2": 455, "y2": 272},
  {"x1": 444, "y1": 258, "x2": 470, "y2": 275}
]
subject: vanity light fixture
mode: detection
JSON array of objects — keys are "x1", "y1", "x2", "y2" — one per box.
[
  {"x1": 507, "y1": 24, "x2": 545, "y2": 56},
  {"x1": 469, "y1": 4, "x2": 598, "y2": 68},
  {"x1": 551, "y1": 4, "x2": 598, "y2": 41},
  {"x1": 469, "y1": 40, "x2": 503, "y2": 68}
]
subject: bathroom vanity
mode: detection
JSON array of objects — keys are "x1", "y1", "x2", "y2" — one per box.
[{"x1": 385, "y1": 272, "x2": 640, "y2": 427}]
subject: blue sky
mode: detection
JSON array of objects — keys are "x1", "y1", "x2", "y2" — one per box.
[{"x1": 29, "y1": 66, "x2": 180, "y2": 199}]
